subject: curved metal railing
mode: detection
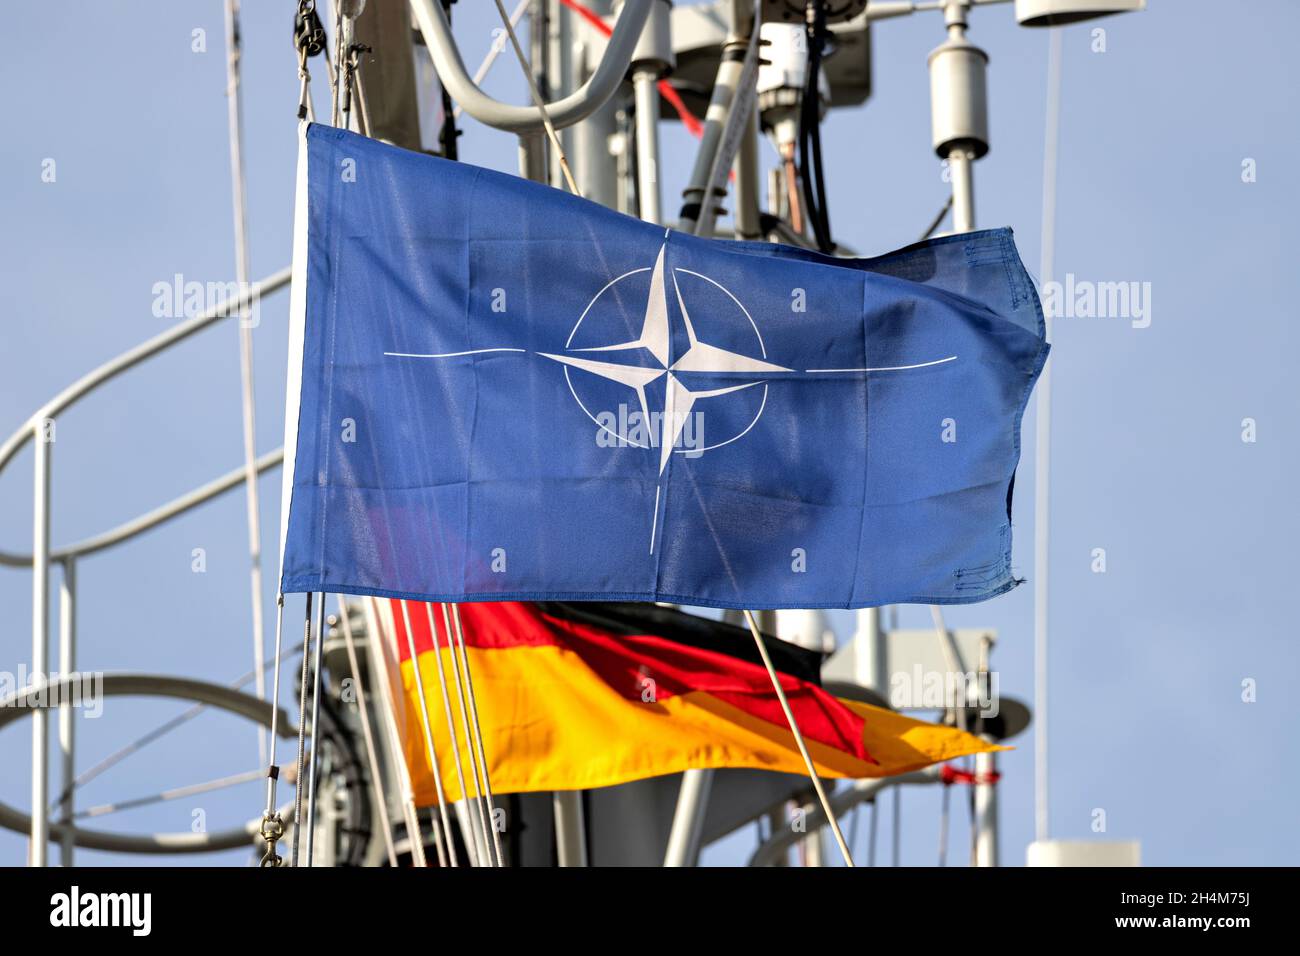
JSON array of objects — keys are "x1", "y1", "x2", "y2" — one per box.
[{"x1": 1, "y1": 268, "x2": 290, "y2": 865}]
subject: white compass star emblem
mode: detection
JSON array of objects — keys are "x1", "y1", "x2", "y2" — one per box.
[{"x1": 539, "y1": 242, "x2": 789, "y2": 475}]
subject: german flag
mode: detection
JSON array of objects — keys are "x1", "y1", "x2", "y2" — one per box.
[{"x1": 367, "y1": 600, "x2": 1002, "y2": 805}]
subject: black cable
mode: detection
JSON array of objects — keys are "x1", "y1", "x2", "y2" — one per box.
[
  {"x1": 439, "y1": 0, "x2": 461, "y2": 160},
  {"x1": 798, "y1": 2, "x2": 835, "y2": 253},
  {"x1": 797, "y1": 17, "x2": 820, "y2": 245},
  {"x1": 920, "y1": 195, "x2": 954, "y2": 241}
]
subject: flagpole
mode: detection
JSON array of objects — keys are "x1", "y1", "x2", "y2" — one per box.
[
  {"x1": 1034, "y1": 25, "x2": 1063, "y2": 848},
  {"x1": 741, "y1": 610, "x2": 854, "y2": 867}
]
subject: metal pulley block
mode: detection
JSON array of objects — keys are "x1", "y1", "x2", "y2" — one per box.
[{"x1": 294, "y1": 1, "x2": 328, "y2": 58}]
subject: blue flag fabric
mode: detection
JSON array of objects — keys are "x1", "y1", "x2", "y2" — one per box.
[{"x1": 280, "y1": 125, "x2": 1047, "y2": 610}]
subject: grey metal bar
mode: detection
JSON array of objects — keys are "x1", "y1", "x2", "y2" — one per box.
[
  {"x1": 663, "y1": 768, "x2": 713, "y2": 866},
  {"x1": 0, "y1": 268, "x2": 290, "y2": 479},
  {"x1": 0, "y1": 449, "x2": 284, "y2": 568},
  {"x1": 518, "y1": 129, "x2": 549, "y2": 182},
  {"x1": 57, "y1": 558, "x2": 75, "y2": 866},
  {"x1": 0, "y1": 673, "x2": 295, "y2": 855},
  {"x1": 733, "y1": 106, "x2": 762, "y2": 239},
  {"x1": 30, "y1": 426, "x2": 51, "y2": 867},
  {"x1": 948, "y1": 146, "x2": 976, "y2": 232},
  {"x1": 678, "y1": 0, "x2": 760, "y2": 235},
  {"x1": 552, "y1": 790, "x2": 588, "y2": 866},
  {"x1": 407, "y1": 0, "x2": 651, "y2": 133},
  {"x1": 748, "y1": 768, "x2": 940, "y2": 867}
]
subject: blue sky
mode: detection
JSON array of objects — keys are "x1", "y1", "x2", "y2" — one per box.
[{"x1": 0, "y1": 0, "x2": 1296, "y2": 866}]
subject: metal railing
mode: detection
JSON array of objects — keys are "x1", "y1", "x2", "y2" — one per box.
[{"x1": 0, "y1": 268, "x2": 290, "y2": 866}]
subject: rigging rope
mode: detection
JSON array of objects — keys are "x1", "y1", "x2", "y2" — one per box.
[
  {"x1": 450, "y1": 603, "x2": 506, "y2": 866},
  {"x1": 440, "y1": 604, "x2": 493, "y2": 865},
  {"x1": 399, "y1": 600, "x2": 456, "y2": 866},
  {"x1": 260, "y1": 596, "x2": 288, "y2": 866},
  {"x1": 491, "y1": 0, "x2": 581, "y2": 195},
  {"x1": 78, "y1": 768, "x2": 264, "y2": 820},
  {"x1": 422, "y1": 603, "x2": 483, "y2": 865},
  {"x1": 443, "y1": 604, "x2": 497, "y2": 865},
  {"x1": 57, "y1": 645, "x2": 298, "y2": 811},
  {"x1": 741, "y1": 610, "x2": 854, "y2": 867},
  {"x1": 336, "y1": 596, "x2": 398, "y2": 867},
  {"x1": 304, "y1": 593, "x2": 328, "y2": 865},
  {"x1": 365, "y1": 599, "x2": 430, "y2": 866},
  {"x1": 454, "y1": 0, "x2": 530, "y2": 122},
  {"x1": 222, "y1": 0, "x2": 269, "y2": 774},
  {"x1": 290, "y1": 594, "x2": 314, "y2": 866}
]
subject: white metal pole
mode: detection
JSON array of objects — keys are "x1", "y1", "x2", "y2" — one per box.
[
  {"x1": 973, "y1": 748, "x2": 998, "y2": 865},
  {"x1": 57, "y1": 558, "x2": 75, "y2": 866},
  {"x1": 632, "y1": 69, "x2": 661, "y2": 223},
  {"x1": 733, "y1": 106, "x2": 762, "y2": 239},
  {"x1": 973, "y1": 635, "x2": 997, "y2": 866},
  {"x1": 948, "y1": 146, "x2": 976, "y2": 232},
  {"x1": 663, "y1": 768, "x2": 713, "y2": 866},
  {"x1": 30, "y1": 422, "x2": 51, "y2": 867},
  {"x1": 855, "y1": 607, "x2": 886, "y2": 696},
  {"x1": 552, "y1": 790, "x2": 588, "y2": 866},
  {"x1": 1034, "y1": 25, "x2": 1062, "y2": 846}
]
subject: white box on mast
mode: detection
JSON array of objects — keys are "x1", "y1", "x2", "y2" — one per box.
[{"x1": 1027, "y1": 840, "x2": 1141, "y2": 867}]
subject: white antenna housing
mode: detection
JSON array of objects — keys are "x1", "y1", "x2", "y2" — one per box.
[{"x1": 1015, "y1": 0, "x2": 1145, "y2": 27}]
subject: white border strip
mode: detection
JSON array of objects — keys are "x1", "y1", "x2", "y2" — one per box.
[{"x1": 275, "y1": 121, "x2": 312, "y2": 592}]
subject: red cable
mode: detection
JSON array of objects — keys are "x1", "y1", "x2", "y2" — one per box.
[
  {"x1": 939, "y1": 764, "x2": 1002, "y2": 786},
  {"x1": 558, "y1": 0, "x2": 703, "y2": 137},
  {"x1": 559, "y1": 0, "x2": 611, "y2": 34}
]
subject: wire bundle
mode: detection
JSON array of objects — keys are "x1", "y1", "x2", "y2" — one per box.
[{"x1": 798, "y1": 1, "x2": 835, "y2": 253}]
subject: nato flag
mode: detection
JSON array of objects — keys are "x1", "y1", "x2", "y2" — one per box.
[{"x1": 278, "y1": 125, "x2": 1048, "y2": 610}]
